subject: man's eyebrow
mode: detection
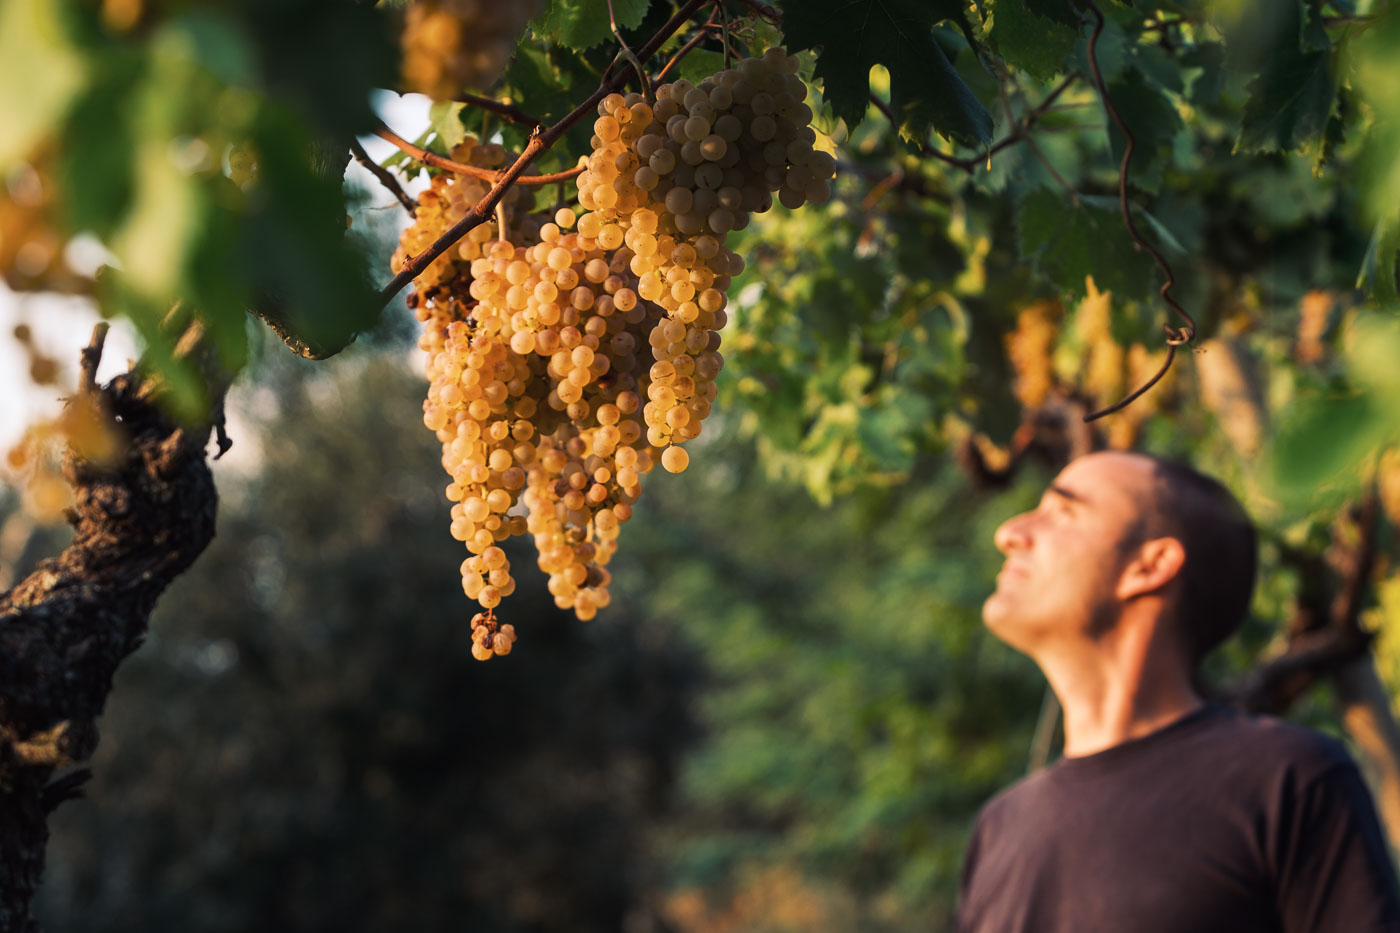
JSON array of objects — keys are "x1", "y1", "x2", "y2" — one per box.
[{"x1": 1046, "y1": 484, "x2": 1088, "y2": 505}]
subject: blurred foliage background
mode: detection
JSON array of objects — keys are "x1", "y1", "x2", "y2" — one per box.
[{"x1": 4, "y1": 0, "x2": 1400, "y2": 929}]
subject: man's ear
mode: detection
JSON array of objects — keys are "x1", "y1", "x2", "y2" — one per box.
[{"x1": 1116, "y1": 537, "x2": 1186, "y2": 601}]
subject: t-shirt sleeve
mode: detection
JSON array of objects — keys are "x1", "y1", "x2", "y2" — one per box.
[{"x1": 1274, "y1": 761, "x2": 1400, "y2": 933}]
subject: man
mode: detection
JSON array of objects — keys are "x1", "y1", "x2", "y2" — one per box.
[{"x1": 958, "y1": 451, "x2": 1400, "y2": 932}]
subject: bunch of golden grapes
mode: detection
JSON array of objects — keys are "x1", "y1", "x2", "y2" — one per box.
[
  {"x1": 396, "y1": 51, "x2": 835, "y2": 657},
  {"x1": 574, "y1": 50, "x2": 835, "y2": 462},
  {"x1": 401, "y1": 0, "x2": 545, "y2": 97}
]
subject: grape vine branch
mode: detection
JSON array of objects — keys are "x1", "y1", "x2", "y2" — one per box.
[{"x1": 374, "y1": 125, "x2": 587, "y2": 186}]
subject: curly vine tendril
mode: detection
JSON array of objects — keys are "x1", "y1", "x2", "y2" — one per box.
[{"x1": 1076, "y1": 0, "x2": 1197, "y2": 423}]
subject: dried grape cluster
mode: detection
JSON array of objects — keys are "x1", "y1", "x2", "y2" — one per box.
[
  {"x1": 401, "y1": 0, "x2": 545, "y2": 98},
  {"x1": 395, "y1": 52, "x2": 836, "y2": 659}
]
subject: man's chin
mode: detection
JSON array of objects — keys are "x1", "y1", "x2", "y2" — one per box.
[
  {"x1": 981, "y1": 593, "x2": 1030, "y2": 650},
  {"x1": 981, "y1": 593, "x2": 1007, "y2": 632}
]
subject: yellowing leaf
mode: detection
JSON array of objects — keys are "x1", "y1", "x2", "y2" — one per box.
[{"x1": 0, "y1": 0, "x2": 88, "y2": 166}]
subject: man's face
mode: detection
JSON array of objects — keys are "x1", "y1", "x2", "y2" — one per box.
[{"x1": 982, "y1": 452, "x2": 1156, "y2": 653}]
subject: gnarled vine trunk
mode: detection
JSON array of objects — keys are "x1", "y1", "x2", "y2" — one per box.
[{"x1": 0, "y1": 352, "x2": 221, "y2": 931}]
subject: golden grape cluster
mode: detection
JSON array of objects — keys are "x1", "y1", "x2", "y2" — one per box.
[
  {"x1": 396, "y1": 52, "x2": 836, "y2": 658},
  {"x1": 401, "y1": 0, "x2": 545, "y2": 98}
]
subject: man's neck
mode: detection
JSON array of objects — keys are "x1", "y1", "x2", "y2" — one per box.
[{"x1": 1037, "y1": 621, "x2": 1203, "y2": 758}]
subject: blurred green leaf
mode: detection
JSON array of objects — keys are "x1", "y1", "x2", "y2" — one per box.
[
  {"x1": 58, "y1": 55, "x2": 142, "y2": 235},
  {"x1": 1228, "y1": 0, "x2": 1336, "y2": 153},
  {"x1": 1358, "y1": 219, "x2": 1400, "y2": 305},
  {"x1": 1236, "y1": 46, "x2": 1335, "y2": 153},
  {"x1": 1270, "y1": 391, "x2": 1388, "y2": 497},
  {"x1": 1077, "y1": 195, "x2": 1187, "y2": 255},
  {"x1": 1345, "y1": 312, "x2": 1400, "y2": 398},
  {"x1": 1103, "y1": 67, "x2": 1182, "y2": 194},
  {"x1": 1017, "y1": 189, "x2": 1158, "y2": 302},
  {"x1": 985, "y1": 0, "x2": 1077, "y2": 82},
  {"x1": 783, "y1": 0, "x2": 993, "y2": 147},
  {"x1": 0, "y1": 0, "x2": 88, "y2": 166}
]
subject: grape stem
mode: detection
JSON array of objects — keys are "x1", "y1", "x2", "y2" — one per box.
[
  {"x1": 607, "y1": 0, "x2": 652, "y2": 101},
  {"x1": 378, "y1": 0, "x2": 715, "y2": 309},
  {"x1": 655, "y1": 19, "x2": 725, "y2": 84},
  {"x1": 373, "y1": 126, "x2": 586, "y2": 187},
  {"x1": 867, "y1": 73, "x2": 1076, "y2": 175},
  {"x1": 348, "y1": 139, "x2": 416, "y2": 214},
  {"x1": 454, "y1": 91, "x2": 544, "y2": 130},
  {"x1": 716, "y1": 0, "x2": 732, "y2": 69}
]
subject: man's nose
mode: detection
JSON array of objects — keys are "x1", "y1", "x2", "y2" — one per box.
[{"x1": 993, "y1": 512, "x2": 1032, "y2": 554}]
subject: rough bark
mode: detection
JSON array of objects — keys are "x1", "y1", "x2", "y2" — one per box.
[{"x1": 0, "y1": 348, "x2": 220, "y2": 931}]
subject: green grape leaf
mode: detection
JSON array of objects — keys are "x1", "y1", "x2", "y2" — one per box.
[
  {"x1": 530, "y1": 0, "x2": 651, "y2": 52},
  {"x1": 1103, "y1": 67, "x2": 1182, "y2": 194},
  {"x1": 675, "y1": 48, "x2": 727, "y2": 87},
  {"x1": 1270, "y1": 391, "x2": 1388, "y2": 498},
  {"x1": 1024, "y1": 0, "x2": 1081, "y2": 28},
  {"x1": 1236, "y1": 46, "x2": 1335, "y2": 153},
  {"x1": 985, "y1": 0, "x2": 1077, "y2": 82},
  {"x1": 1077, "y1": 195, "x2": 1187, "y2": 255},
  {"x1": 1182, "y1": 42, "x2": 1225, "y2": 107},
  {"x1": 379, "y1": 126, "x2": 437, "y2": 174},
  {"x1": 1132, "y1": 43, "x2": 1183, "y2": 94},
  {"x1": 428, "y1": 100, "x2": 467, "y2": 149},
  {"x1": 246, "y1": 1, "x2": 394, "y2": 138},
  {"x1": 782, "y1": 0, "x2": 993, "y2": 147},
  {"x1": 239, "y1": 115, "x2": 381, "y2": 360},
  {"x1": 500, "y1": 40, "x2": 602, "y2": 155},
  {"x1": 502, "y1": 44, "x2": 583, "y2": 123},
  {"x1": 1216, "y1": 0, "x2": 1337, "y2": 153},
  {"x1": 1071, "y1": 10, "x2": 1129, "y2": 84},
  {"x1": 1272, "y1": 312, "x2": 1400, "y2": 500},
  {"x1": 58, "y1": 58, "x2": 141, "y2": 236},
  {"x1": 1358, "y1": 218, "x2": 1400, "y2": 305},
  {"x1": 1016, "y1": 189, "x2": 1159, "y2": 302}
]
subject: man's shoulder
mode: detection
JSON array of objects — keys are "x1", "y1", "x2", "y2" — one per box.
[
  {"x1": 1199, "y1": 705, "x2": 1354, "y2": 781},
  {"x1": 970, "y1": 765, "x2": 1058, "y2": 830}
]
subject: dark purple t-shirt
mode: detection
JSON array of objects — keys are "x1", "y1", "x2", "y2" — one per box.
[{"x1": 958, "y1": 705, "x2": 1400, "y2": 932}]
